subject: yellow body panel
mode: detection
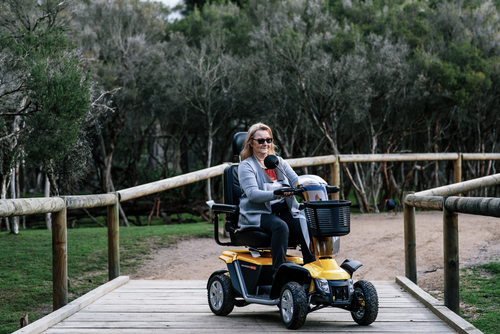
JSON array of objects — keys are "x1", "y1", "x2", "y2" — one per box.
[
  {"x1": 219, "y1": 250, "x2": 303, "y2": 265},
  {"x1": 304, "y1": 259, "x2": 350, "y2": 280}
]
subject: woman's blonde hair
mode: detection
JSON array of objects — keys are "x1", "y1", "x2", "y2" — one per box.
[{"x1": 240, "y1": 123, "x2": 276, "y2": 161}]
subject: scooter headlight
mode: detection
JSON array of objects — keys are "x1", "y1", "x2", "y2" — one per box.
[
  {"x1": 348, "y1": 279, "x2": 354, "y2": 294},
  {"x1": 316, "y1": 279, "x2": 330, "y2": 294}
]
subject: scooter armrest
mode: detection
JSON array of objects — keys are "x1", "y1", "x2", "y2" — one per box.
[{"x1": 212, "y1": 204, "x2": 239, "y2": 214}]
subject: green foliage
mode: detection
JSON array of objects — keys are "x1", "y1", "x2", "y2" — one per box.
[
  {"x1": 416, "y1": 40, "x2": 491, "y2": 106},
  {"x1": 0, "y1": 2, "x2": 99, "y2": 190},
  {"x1": 460, "y1": 262, "x2": 500, "y2": 334},
  {"x1": 168, "y1": 1, "x2": 251, "y2": 54},
  {"x1": 0, "y1": 222, "x2": 212, "y2": 334},
  {"x1": 24, "y1": 57, "x2": 91, "y2": 165}
]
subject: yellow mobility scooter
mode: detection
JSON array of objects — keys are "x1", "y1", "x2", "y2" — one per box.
[{"x1": 207, "y1": 133, "x2": 378, "y2": 329}]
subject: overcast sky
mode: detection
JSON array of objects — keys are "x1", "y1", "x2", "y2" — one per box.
[
  {"x1": 151, "y1": 0, "x2": 182, "y2": 9},
  {"x1": 147, "y1": 0, "x2": 183, "y2": 20}
]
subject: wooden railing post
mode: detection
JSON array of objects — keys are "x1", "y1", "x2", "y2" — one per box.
[
  {"x1": 403, "y1": 191, "x2": 417, "y2": 284},
  {"x1": 454, "y1": 153, "x2": 462, "y2": 196},
  {"x1": 443, "y1": 201, "x2": 460, "y2": 314},
  {"x1": 330, "y1": 156, "x2": 340, "y2": 200},
  {"x1": 108, "y1": 193, "x2": 120, "y2": 280},
  {"x1": 52, "y1": 198, "x2": 67, "y2": 310}
]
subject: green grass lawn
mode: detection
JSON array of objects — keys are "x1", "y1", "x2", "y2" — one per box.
[
  {"x1": 460, "y1": 262, "x2": 500, "y2": 334},
  {"x1": 0, "y1": 217, "x2": 212, "y2": 334}
]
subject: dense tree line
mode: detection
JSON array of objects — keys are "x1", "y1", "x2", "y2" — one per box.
[{"x1": 1, "y1": 0, "x2": 500, "y2": 230}]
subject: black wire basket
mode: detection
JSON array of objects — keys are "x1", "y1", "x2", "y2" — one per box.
[{"x1": 304, "y1": 200, "x2": 351, "y2": 237}]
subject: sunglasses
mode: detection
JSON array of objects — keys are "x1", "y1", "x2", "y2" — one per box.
[{"x1": 253, "y1": 138, "x2": 273, "y2": 145}]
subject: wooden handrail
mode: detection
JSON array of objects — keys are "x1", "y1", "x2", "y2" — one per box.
[
  {"x1": 339, "y1": 153, "x2": 460, "y2": 162},
  {"x1": 0, "y1": 197, "x2": 65, "y2": 217},
  {"x1": 118, "y1": 163, "x2": 231, "y2": 202},
  {"x1": 415, "y1": 173, "x2": 500, "y2": 197},
  {"x1": 462, "y1": 153, "x2": 500, "y2": 160},
  {"x1": 66, "y1": 194, "x2": 117, "y2": 210},
  {"x1": 403, "y1": 172, "x2": 500, "y2": 314}
]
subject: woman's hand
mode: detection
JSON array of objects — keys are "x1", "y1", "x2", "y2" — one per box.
[{"x1": 277, "y1": 191, "x2": 294, "y2": 198}]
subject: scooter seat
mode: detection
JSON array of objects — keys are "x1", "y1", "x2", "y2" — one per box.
[
  {"x1": 232, "y1": 227, "x2": 271, "y2": 248},
  {"x1": 231, "y1": 227, "x2": 299, "y2": 249}
]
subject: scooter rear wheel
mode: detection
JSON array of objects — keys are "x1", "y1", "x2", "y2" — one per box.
[
  {"x1": 280, "y1": 282, "x2": 308, "y2": 329},
  {"x1": 208, "y1": 274, "x2": 234, "y2": 316},
  {"x1": 351, "y1": 280, "x2": 378, "y2": 326}
]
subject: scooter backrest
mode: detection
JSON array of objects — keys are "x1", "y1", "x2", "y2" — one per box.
[
  {"x1": 224, "y1": 165, "x2": 242, "y2": 206},
  {"x1": 232, "y1": 132, "x2": 247, "y2": 160}
]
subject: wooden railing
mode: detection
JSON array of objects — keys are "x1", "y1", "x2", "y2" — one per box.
[
  {"x1": 1, "y1": 152, "x2": 500, "y2": 312},
  {"x1": 403, "y1": 173, "x2": 500, "y2": 314}
]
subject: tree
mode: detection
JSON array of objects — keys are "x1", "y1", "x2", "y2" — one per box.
[
  {"x1": 0, "y1": 0, "x2": 108, "y2": 232},
  {"x1": 72, "y1": 0, "x2": 169, "y2": 192},
  {"x1": 173, "y1": 32, "x2": 241, "y2": 200}
]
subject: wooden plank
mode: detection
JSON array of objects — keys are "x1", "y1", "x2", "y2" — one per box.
[
  {"x1": 70, "y1": 309, "x2": 445, "y2": 322},
  {"x1": 48, "y1": 321, "x2": 454, "y2": 329},
  {"x1": 45, "y1": 321, "x2": 454, "y2": 333},
  {"x1": 36, "y1": 280, "x2": 462, "y2": 334},
  {"x1": 14, "y1": 276, "x2": 129, "y2": 334},
  {"x1": 396, "y1": 276, "x2": 483, "y2": 334}
]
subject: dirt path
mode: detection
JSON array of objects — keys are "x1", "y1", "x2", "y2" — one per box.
[{"x1": 131, "y1": 211, "x2": 500, "y2": 294}]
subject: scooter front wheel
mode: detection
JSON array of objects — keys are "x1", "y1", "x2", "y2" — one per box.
[
  {"x1": 208, "y1": 274, "x2": 234, "y2": 316},
  {"x1": 280, "y1": 282, "x2": 308, "y2": 329},
  {"x1": 350, "y1": 280, "x2": 378, "y2": 326}
]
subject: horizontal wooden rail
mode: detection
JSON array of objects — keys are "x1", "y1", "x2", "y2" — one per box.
[
  {"x1": 0, "y1": 197, "x2": 65, "y2": 217},
  {"x1": 445, "y1": 197, "x2": 500, "y2": 217},
  {"x1": 405, "y1": 195, "x2": 500, "y2": 217},
  {"x1": 284, "y1": 152, "x2": 500, "y2": 166},
  {"x1": 118, "y1": 163, "x2": 231, "y2": 202},
  {"x1": 404, "y1": 195, "x2": 443, "y2": 211},
  {"x1": 416, "y1": 173, "x2": 500, "y2": 197},
  {"x1": 286, "y1": 155, "x2": 337, "y2": 167},
  {"x1": 339, "y1": 153, "x2": 459, "y2": 162},
  {"x1": 462, "y1": 153, "x2": 500, "y2": 160},
  {"x1": 66, "y1": 194, "x2": 118, "y2": 210}
]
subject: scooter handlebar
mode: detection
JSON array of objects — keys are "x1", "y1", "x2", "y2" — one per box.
[
  {"x1": 273, "y1": 187, "x2": 302, "y2": 195},
  {"x1": 326, "y1": 186, "x2": 340, "y2": 193}
]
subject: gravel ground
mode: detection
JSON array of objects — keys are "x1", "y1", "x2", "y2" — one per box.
[{"x1": 131, "y1": 211, "x2": 500, "y2": 295}]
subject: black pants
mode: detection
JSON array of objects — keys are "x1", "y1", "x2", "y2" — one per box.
[{"x1": 260, "y1": 211, "x2": 315, "y2": 275}]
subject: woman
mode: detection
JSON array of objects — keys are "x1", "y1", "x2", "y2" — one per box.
[{"x1": 238, "y1": 123, "x2": 315, "y2": 277}]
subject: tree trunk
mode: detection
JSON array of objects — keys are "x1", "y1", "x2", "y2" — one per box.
[
  {"x1": 10, "y1": 167, "x2": 19, "y2": 234},
  {"x1": 95, "y1": 121, "x2": 130, "y2": 227},
  {"x1": 45, "y1": 174, "x2": 52, "y2": 230},
  {"x1": 206, "y1": 126, "x2": 213, "y2": 201},
  {"x1": 342, "y1": 163, "x2": 370, "y2": 213},
  {"x1": 1, "y1": 174, "x2": 11, "y2": 231},
  {"x1": 354, "y1": 162, "x2": 370, "y2": 212}
]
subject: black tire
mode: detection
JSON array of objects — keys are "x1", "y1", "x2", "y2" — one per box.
[
  {"x1": 279, "y1": 282, "x2": 308, "y2": 329},
  {"x1": 207, "y1": 274, "x2": 234, "y2": 316},
  {"x1": 351, "y1": 280, "x2": 378, "y2": 326}
]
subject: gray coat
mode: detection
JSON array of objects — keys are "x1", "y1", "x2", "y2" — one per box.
[{"x1": 238, "y1": 156, "x2": 306, "y2": 230}]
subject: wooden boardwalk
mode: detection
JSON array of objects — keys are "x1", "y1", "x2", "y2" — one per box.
[{"x1": 40, "y1": 280, "x2": 458, "y2": 333}]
